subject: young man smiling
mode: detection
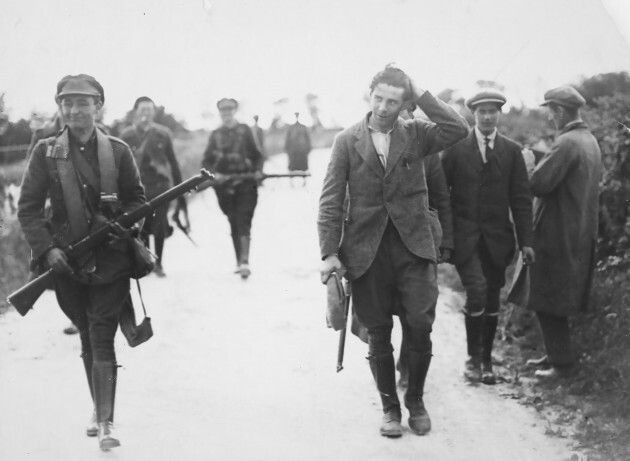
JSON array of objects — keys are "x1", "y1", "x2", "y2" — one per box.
[
  {"x1": 18, "y1": 74, "x2": 146, "y2": 450},
  {"x1": 318, "y1": 65, "x2": 467, "y2": 438}
]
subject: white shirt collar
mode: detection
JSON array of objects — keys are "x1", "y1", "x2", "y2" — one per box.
[{"x1": 475, "y1": 126, "x2": 497, "y2": 143}]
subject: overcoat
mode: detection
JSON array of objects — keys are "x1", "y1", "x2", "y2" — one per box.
[
  {"x1": 441, "y1": 130, "x2": 533, "y2": 266},
  {"x1": 527, "y1": 120, "x2": 601, "y2": 316},
  {"x1": 285, "y1": 122, "x2": 311, "y2": 171},
  {"x1": 318, "y1": 92, "x2": 468, "y2": 280}
]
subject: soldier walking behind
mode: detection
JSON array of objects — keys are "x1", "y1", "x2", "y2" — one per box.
[
  {"x1": 120, "y1": 96, "x2": 187, "y2": 277},
  {"x1": 319, "y1": 65, "x2": 467, "y2": 438},
  {"x1": 441, "y1": 90, "x2": 535, "y2": 384},
  {"x1": 17, "y1": 75, "x2": 146, "y2": 450},
  {"x1": 285, "y1": 112, "x2": 311, "y2": 187},
  {"x1": 525, "y1": 87, "x2": 601, "y2": 378},
  {"x1": 202, "y1": 98, "x2": 263, "y2": 279}
]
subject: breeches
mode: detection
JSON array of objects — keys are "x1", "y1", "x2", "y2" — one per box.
[
  {"x1": 54, "y1": 275, "x2": 130, "y2": 362},
  {"x1": 455, "y1": 238, "x2": 506, "y2": 316},
  {"x1": 215, "y1": 182, "x2": 258, "y2": 237},
  {"x1": 351, "y1": 221, "x2": 437, "y2": 357}
]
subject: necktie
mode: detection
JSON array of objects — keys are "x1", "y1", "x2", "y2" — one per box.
[{"x1": 484, "y1": 136, "x2": 493, "y2": 164}]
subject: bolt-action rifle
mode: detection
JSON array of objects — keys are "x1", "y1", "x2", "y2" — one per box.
[
  {"x1": 195, "y1": 170, "x2": 310, "y2": 192},
  {"x1": 7, "y1": 169, "x2": 214, "y2": 316}
]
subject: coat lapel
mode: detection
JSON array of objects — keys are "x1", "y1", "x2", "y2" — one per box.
[
  {"x1": 467, "y1": 131, "x2": 484, "y2": 169},
  {"x1": 384, "y1": 119, "x2": 411, "y2": 177},
  {"x1": 353, "y1": 117, "x2": 384, "y2": 178}
]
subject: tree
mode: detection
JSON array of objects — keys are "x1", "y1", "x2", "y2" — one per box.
[{"x1": 577, "y1": 72, "x2": 630, "y2": 107}]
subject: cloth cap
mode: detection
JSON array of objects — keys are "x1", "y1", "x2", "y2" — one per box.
[
  {"x1": 466, "y1": 89, "x2": 507, "y2": 110},
  {"x1": 56, "y1": 74, "x2": 104, "y2": 103},
  {"x1": 217, "y1": 98, "x2": 238, "y2": 110},
  {"x1": 541, "y1": 86, "x2": 585, "y2": 109}
]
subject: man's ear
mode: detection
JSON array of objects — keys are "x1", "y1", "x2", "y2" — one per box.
[{"x1": 95, "y1": 99, "x2": 104, "y2": 111}]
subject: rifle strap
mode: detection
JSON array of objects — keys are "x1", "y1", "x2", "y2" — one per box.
[{"x1": 135, "y1": 278, "x2": 148, "y2": 317}]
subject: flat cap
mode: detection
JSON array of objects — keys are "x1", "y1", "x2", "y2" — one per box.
[
  {"x1": 56, "y1": 74, "x2": 104, "y2": 103},
  {"x1": 541, "y1": 86, "x2": 585, "y2": 109},
  {"x1": 466, "y1": 89, "x2": 506, "y2": 110},
  {"x1": 217, "y1": 98, "x2": 238, "y2": 110}
]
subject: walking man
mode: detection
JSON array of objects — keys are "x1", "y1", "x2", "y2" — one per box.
[
  {"x1": 202, "y1": 98, "x2": 263, "y2": 279},
  {"x1": 526, "y1": 86, "x2": 601, "y2": 378},
  {"x1": 18, "y1": 75, "x2": 146, "y2": 450},
  {"x1": 318, "y1": 65, "x2": 467, "y2": 437},
  {"x1": 285, "y1": 112, "x2": 311, "y2": 186},
  {"x1": 441, "y1": 89, "x2": 534, "y2": 384},
  {"x1": 120, "y1": 96, "x2": 187, "y2": 277}
]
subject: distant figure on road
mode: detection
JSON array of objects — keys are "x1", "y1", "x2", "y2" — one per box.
[
  {"x1": 318, "y1": 65, "x2": 467, "y2": 438},
  {"x1": 18, "y1": 74, "x2": 146, "y2": 451},
  {"x1": 441, "y1": 89, "x2": 534, "y2": 385},
  {"x1": 202, "y1": 98, "x2": 263, "y2": 279},
  {"x1": 285, "y1": 112, "x2": 311, "y2": 187},
  {"x1": 251, "y1": 114, "x2": 266, "y2": 159},
  {"x1": 525, "y1": 86, "x2": 601, "y2": 379},
  {"x1": 120, "y1": 96, "x2": 188, "y2": 277}
]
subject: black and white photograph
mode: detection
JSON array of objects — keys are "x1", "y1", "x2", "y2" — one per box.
[{"x1": 1, "y1": 0, "x2": 629, "y2": 459}]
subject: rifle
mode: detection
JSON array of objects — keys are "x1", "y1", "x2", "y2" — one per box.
[
  {"x1": 8, "y1": 169, "x2": 213, "y2": 316},
  {"x1": 336, "y1": 279, "x2": 352, "y2": 373},
  {"x1": 195, "y1": 171, "x2": 310, "y2": 192}
]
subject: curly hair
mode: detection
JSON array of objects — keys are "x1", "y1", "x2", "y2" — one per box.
[{"x1": 369, "y1": 65, "x2": 413, "y2": 100}]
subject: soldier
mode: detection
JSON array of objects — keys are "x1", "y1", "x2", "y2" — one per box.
[
  {"x1": 251, "y1": 114, "x2": 266, "y2": 158},
  {"x1": 202, "y1": 98, "x2": 263, "y2": 279},
  {"x1": 120, "y1": 97, "x2": 187, "y2": 277},
  {"x1": 526, "y1": 87, "x2": 601, "y2": 378},
  {"x1": 319, "y1": 65, "x2": 467, "y2": 438},
  {"x1": 285, "y1": 112, "x2": 311, "y2": 187},
  {"x1": 17, "y1": 74, "x2": 146, "y2": 451},
  {"x1": 441, "y1": 89, "x2": 535, "y2": 384}
]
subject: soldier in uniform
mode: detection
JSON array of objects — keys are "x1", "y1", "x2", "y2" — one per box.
[
  {"x1": 285, "y1": 112, "x2": 311, "y2": 186},
  {"x1": 251, "y1": 114, "x2": 266, "y2": 159},
  {"x1": 18, "y1": 75, "x2": 146, "y2": 451},
  {"x1": 120, "y1": 96, "x2": 187, "y2": 277},
  {"x1": 319, "y1": 65, "x2": 467, "y2": 438},
  {"x1": 202, "y1": 98, "x2": 263, "y2": 279},
  {"x1": 441, "y1": 89, "x2": 535, "y2": 384}
]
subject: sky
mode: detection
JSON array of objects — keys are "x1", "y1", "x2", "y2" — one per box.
[{"x1": 1, "y1": 0, "x2": 629, "y2": 129}]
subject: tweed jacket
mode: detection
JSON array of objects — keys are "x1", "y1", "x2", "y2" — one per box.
[
  {"x1": 441, "y1": 130, "x2": 533, "y2": 267},
  {"x1": 318, "y1": 91, "x2": 468, "y2": 280}
]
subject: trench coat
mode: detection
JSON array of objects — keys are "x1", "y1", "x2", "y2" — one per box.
[
  {"x1": 318, "y1": 91, "x2": 468, "y2": 280},
  {"x1": 527, "y1": 120, "x2": 601, "y2": 316}
]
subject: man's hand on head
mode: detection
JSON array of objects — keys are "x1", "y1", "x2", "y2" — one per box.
[
  {"x1": 320, "y1": 254, "x2": 346, "y2": 284},
  {"x1": 408, "y1": 76, "x2": 426, "y2": 101}
]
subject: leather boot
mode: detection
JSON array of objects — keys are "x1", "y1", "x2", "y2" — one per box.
[
  {"x1": 404, "y1": 351, "x2": 432, "y2": 435},
  {"x1": 80, "y1": 337, "x2": 98, "y2": 437},
  {"x1": 481, "y1": 315, "x2": 498, "y2": 385},
  {"x1": 231, "y1": 233, "x2": 241, "y2": 269},
  {"x1": 369, "y1": 354, "x2": 402, "y2": 438},
  {"x1": 92, "y1": 361, "x2": 120, "y2": 451},
  {"x1": 464, "y1": 314, "x2": 483, "y2": 382},
  {"x1": 396, "y1": 336, "x2": 409, "y2": 389},
  {"x1": 238, "y1": 236, "x2": 251, "y2": 279}
]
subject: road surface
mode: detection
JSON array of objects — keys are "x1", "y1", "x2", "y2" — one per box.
[{"x1": 0, "y1": 149, "x2": 578, "y2": 460}]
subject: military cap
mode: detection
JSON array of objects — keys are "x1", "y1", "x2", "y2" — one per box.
[
  {"x1": 55, "y1": 74, "x2": 104, "y2": 103},
  {"x1": 466, "y1": 89, "x2": 507, "y2": 110},
  {"x1": 541, "y1": 86, "x2": 585, "y2": 109},
  {"x1": 217, "y1": 98, "x2": 238, "y2": 110}
]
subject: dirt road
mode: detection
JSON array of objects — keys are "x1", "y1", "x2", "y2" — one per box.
[{"x1": 0, "y1": 149, "x2": 579, "y2": 460}]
